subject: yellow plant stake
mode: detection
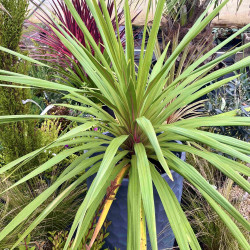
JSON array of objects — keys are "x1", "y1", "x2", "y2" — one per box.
[
  {"x1": 140, "y1": 204, "x2": 147, "y2": 250},
  {"x1": 87, "y1": 164, "x2": 130, "y2": 249}
]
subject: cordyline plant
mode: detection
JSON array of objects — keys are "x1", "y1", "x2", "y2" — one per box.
[
  {"x1": 0, "y1": 0, "x2": 250, "y2": 249},
  {"x1": 27, "y1": 0, "x2": 125, "y2": 87},
  {"x1": 31, "y1": 0, "x2": 123, "y2": 56}
]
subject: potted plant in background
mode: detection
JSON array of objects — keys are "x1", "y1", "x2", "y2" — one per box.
[
  {"x1": 0, "y1": 0, "x2": 249, "y2": 249},
  {"x1": 25, "y1": 0, "x2": 126, "y2": 88},
  {"x1": 25, "y1": 0, "x2": 138, "y2": 118}
]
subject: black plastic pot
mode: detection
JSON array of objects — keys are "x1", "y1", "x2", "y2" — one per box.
[
  {"x1": 87, "y1": 135, "x2": 186, "y2": 249},
  {"x1": 102, "y1": 105, "x2": 115, "y2": 118}
]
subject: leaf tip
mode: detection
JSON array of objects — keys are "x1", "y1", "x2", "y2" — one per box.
[{"x1": 168, "y1": 171, "x2": 174, "y2": 182}]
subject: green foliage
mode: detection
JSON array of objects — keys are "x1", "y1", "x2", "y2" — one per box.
[
  {"x1": 0, "y1": 176, "x2": 86, "y2": 249},
  {"x1": 48, "y1": 220, "x2": 111, "y2": 249},
  {"x1": 0, "y1": 0, "x2": 28, "y2": 52},
  {"x1": 0, "y1": 4, "x2": 85, "y2": 247},
  {"x1": 13, "y1": 219, "x2": 111, "y2": 249},
  {"x1": 206, "y1": 73, "x2": 249, "y2": 112},
  {"x1": 0, "y1": 145, "x2": 5, "y2": 168},
  {"x1": 212, "y1": 27, "x2": 244, "y2": 43},
  {"x1": 0, "y1": 0, "x2": 43, "y2": 173},
  {"x1": 48, "y1": 231, "x2": 69, "y2": 250},
  {"x1": 205, "y1": 73, "x2": 249, "y2": 141},
  {"x1": 183, "y1": 153, "x2": 249, "y2": 250},
  {"x1": 158, "y1": 1, "x2": 215, "y2": 88},
  {"x1": 18, "y1": 234, "x2": 36, "y2": 250},
  {"x1": 39, "y1": 119, "x2": 61, "y2": 160},
  {"x1": 27, "y1": 64, "x2": 71, "y2": 117},
  {"x1": 0, "y1": 119, "x2": 80, "y2": 249}
]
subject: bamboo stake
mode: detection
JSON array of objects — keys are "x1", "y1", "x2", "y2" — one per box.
[{"x1": 87, "y1": 164, "x2": 130, "y2": 249}]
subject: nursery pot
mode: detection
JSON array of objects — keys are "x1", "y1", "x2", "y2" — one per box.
[{"x1": 87, "y1": 135, "x2": 185, "y2": 250}]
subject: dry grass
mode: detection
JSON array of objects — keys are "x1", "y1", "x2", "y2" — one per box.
[
  {"x1": 0, "y1": 179, "x2": 86, "y2": 249},
  {"x1": 182, "y1": 153, "x2": 249, "y2": 250}
]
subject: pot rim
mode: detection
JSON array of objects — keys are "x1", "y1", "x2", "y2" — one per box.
[
  {"x1": 122, "y1": 140, "x2": 185, "y2": 182},
  {"x1": 90, "y1": 133, "x2": 186, "y2": 183}
]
